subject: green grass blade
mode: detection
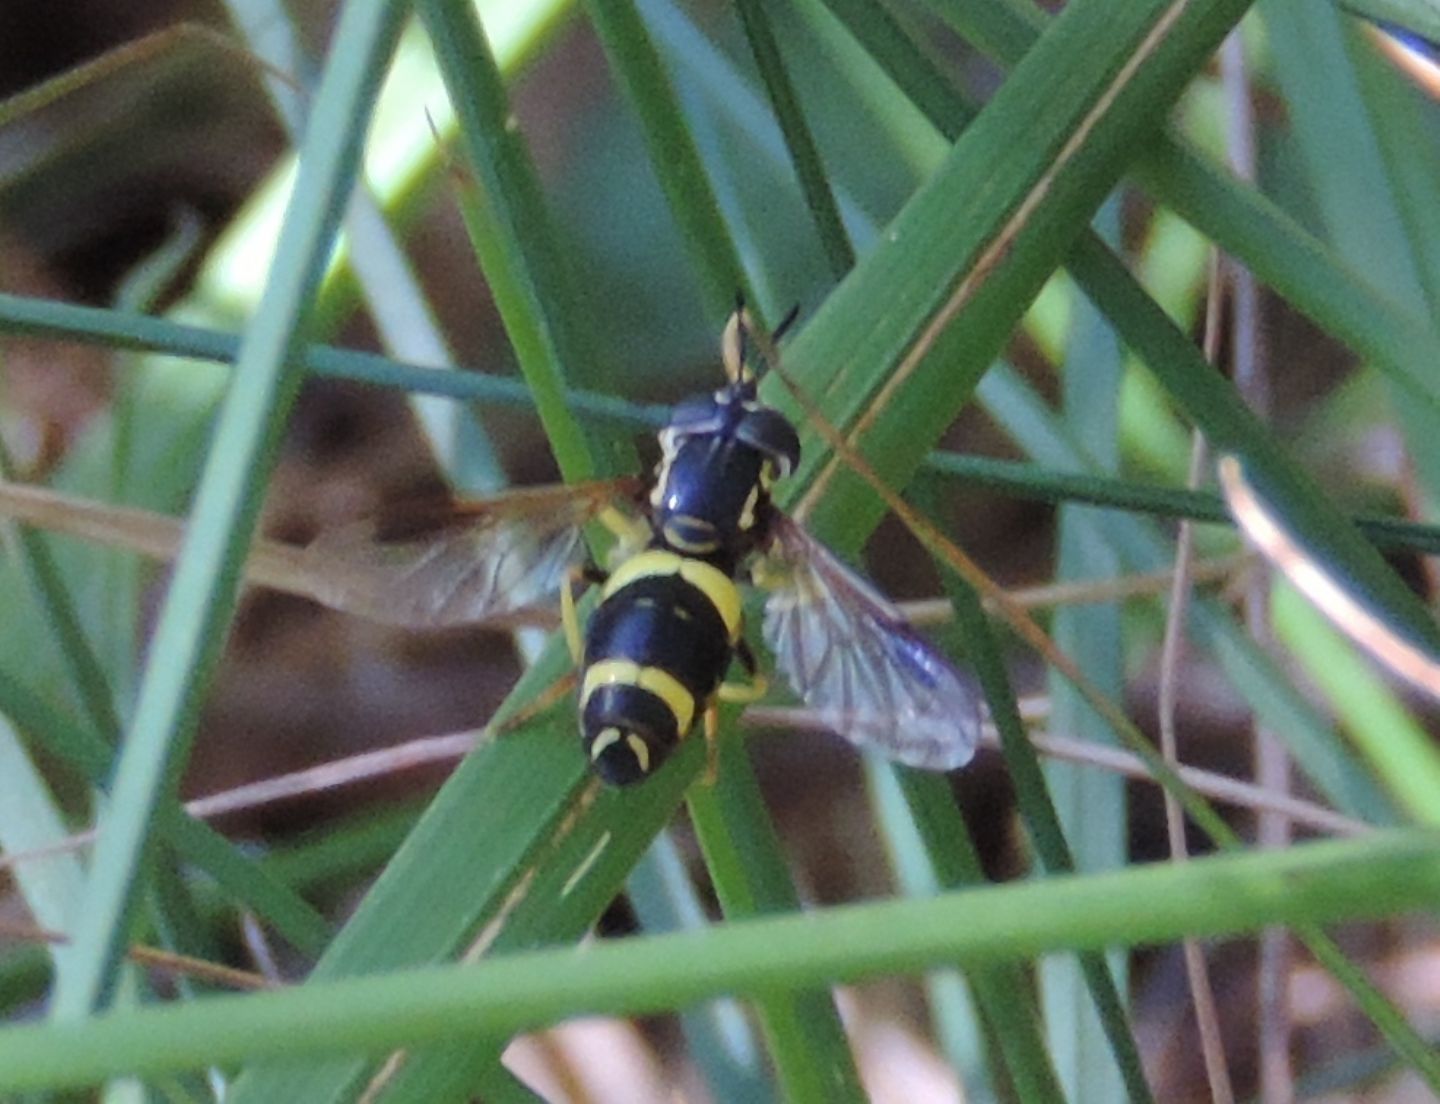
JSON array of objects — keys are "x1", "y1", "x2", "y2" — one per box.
[
  {"x1": 5, "y1": 828, "x2": 1440, "y2": 1093},
  {"x1": 940, "y1": 549, "x2": 1152, "y2": 1103},
  {"x1": 735, "y1": 0, "x2": 855, "y2": 276},
  {"x1": 876, "y1": 762, "x2": 1069, "y2": 1102},
  {"x1": 50, "y1": 0, "x2": 408, "y2": 1019},
  {"x1": 686, "y1": 738, "x2": 868, "y2": 1103},
  {"x1": 586, "y1": 0, "x2": 751, "y2": 320},
  {"x1": 1274, "y1": 586, "x2": 1440, "y2": 826},
  {"x1": 771, "y1": 0, "x2": 1254, "y2": 542},
  {"x1": 935, "y1": 0, "x2": 1440, "y2": 432},
  {"x1": 419, "y1": 0, "x2": 617, "y2": 481},
  {"x1": 224, "y1": 0, "x2": 498, "y2": 481},
  {"x1": 977, "y1": 363, "x2": 1397, "y2": 823},
  {"x1": 626, "y1": 835, "x2": 775, "y2": 1103},
  {"x1": 1042, "y1": 203, "x2": 1134, "y2": 1104},
  {"x1": 0, "y1": 291, "x2": 667, "y2": 429},
  {"x1": 924, "y1": 453, "x2": 1440, "y2": 554}
]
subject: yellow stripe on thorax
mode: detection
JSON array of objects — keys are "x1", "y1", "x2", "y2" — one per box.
[
  {"x1": 581, "y1": 659, "x2": 696, "y2": 735},
  {"x1": 601, "y1": 549, "x2": 742, "y2": 641}
]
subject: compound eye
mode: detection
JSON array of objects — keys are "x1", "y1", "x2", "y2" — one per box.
[
  {"x1": 736, "y1": 409, "x2": 801, "y2": 476},
  {"x1": 587, "y1": 726, "x2": 655, "y2": 786}
]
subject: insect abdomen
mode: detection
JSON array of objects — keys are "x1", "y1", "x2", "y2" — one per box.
[{"x1": 580, "y1": 550, "x2": 741, "y2": 785}]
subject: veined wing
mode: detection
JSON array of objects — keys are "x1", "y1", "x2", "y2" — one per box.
[
  {"x1": 759, "y1": 514, "x2": 984, "y2": 770},
  {"x1": 289, "y1": 479, "x2": 641, "y2": 629}
]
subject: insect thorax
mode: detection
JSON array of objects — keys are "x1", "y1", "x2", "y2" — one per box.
[{"x1": 648, "y1": 386, "x2": 801, "y2": 570}]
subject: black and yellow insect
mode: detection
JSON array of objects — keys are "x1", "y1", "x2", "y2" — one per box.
[{"x1": 295, "y1": 304, "x2": 984, "y2": 784}]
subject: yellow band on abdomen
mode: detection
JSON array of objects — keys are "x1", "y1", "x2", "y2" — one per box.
[
  {"x1": 602, "y1": 549, "x2": 742, "y2": 641},
  {"x1": 581, "y1": 658, "x2": 697, "y2": 735}
]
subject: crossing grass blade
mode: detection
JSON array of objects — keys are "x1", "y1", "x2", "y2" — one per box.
[
  {"x1": 1040, "y1": 203, "x2": 1137, "y2": 1104},
  {"x1": 685, "y1": 732, "x2": 868, "y2": 1103},
  {"x1": 3, "y1": 827, "x2": 1440, "y2": 1093}
]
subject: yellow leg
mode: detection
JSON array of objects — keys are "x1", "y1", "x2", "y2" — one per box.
[
  {"x1": 561, "y1": 572, "x2": 584, "y2": 665},
  {"x1": 598, "y1": 505, "x2": 649, "y2": 547},
  {"x1": 703, "y1": 704, "x2": 720, "y2": 785},
  {"x1": 717, "y1": 670, "x2": 768, "y2": 703},
  {"x1": 717, "y1": 639, "x2": 767, "y2": 703}
]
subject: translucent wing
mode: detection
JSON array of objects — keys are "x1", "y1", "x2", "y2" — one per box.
[
  {"x1": 283, "y1": 480, "x2": 639, "y2": 629},
  {"x1": 759, "y1": 514, "x2": 984, "y2": 770}
]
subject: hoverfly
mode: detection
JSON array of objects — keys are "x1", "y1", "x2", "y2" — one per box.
[{"x1": 286, "y1": 302, "x2": 985, "y2": 784}]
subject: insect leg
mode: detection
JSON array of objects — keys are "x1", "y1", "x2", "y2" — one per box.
[
  {"x1": 717, "y1": 638, "x2": 769, "y2": 703},
  {"x1": 702, "y1": 702, "x2": 720, "y2": 785},
  {"x1": 563, "y1": 559, "x2": 611, "y2": 663},
  {"x1": 598, "y1": 505, "x2": 649, "y2": 547}
]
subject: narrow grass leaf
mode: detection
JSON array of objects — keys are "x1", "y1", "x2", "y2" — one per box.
[
  {"x1": 686, "y1": 735, "x2": 868, "y2": 1103},
  {"x1": 586, "y1": 0, "x2": 751, "y2": 320},
  {"x1": 939, "y1": 550, "x2": 1150, "y2": 1103},
  {"x1": 419, "y1": 0, "x2": 617, "y2": 482},
  {"x1": 881, "y1": 762, "x2": 1070, "y2": 1103},
  {"x1": 626, "y1": 835, "x2": 775, "y2": 1104},
  {"x1": 1042, "y1": 201, "x2": 1133, "y2": 1104},
  {"x1": 51, "y1": 0, "x2": 408, "y2": 1019},
  {"x1": 735, "y1": 0, "x2": 855, "y2": 276}
]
